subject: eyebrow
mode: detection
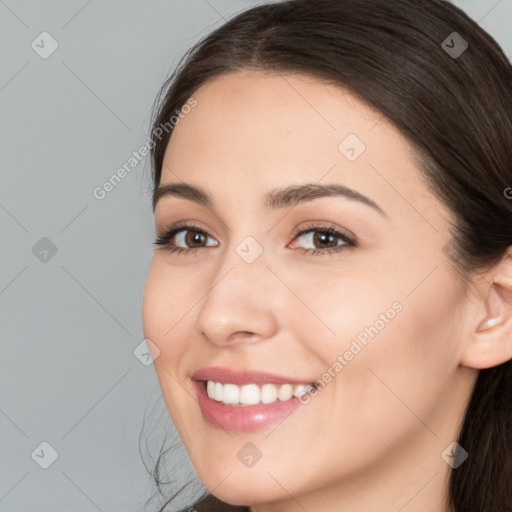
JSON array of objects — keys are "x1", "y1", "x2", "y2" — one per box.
[{"x1": 153, "y1": 182, "x2": 387, "y2": 217}]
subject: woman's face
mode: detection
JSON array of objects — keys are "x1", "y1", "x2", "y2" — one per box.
[{"x1": 142, "y1": 71, "x2": 477, "y2": 509}]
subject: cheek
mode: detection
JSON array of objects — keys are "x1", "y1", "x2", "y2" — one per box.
[
  {"x1": 329, "y1": 265, "x2": 461, "y2": 433},
  {"x1": 306, "y1": 265, "x2": 462, "y2": 454},
  {"x1": 307, "y1": 249, "x2": 461, "y2": 376},
  {"x1": 142, "y1": 265, "x2": 201, "y2": 437},
  {"x1": 142, "y1": 261, "x2": 192, "y2": 365},
  {"x1": 141, "y1": 266, "x2": 167, "y2": 349},
  {"x1": 289, "y1": 269, "x2": 404, "y2": 365}
]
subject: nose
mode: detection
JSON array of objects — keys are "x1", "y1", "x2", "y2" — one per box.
[{"x1": 194, "y1": 245, "x2": 279, "y2": 347}]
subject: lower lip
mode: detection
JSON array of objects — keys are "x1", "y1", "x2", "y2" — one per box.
[{"x1": 193, "y1": 380, "x2": 313, "y2": 432}]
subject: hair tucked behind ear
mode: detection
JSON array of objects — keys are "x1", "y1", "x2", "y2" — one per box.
[
  {"x1": 143, "y1": 0, "x2": 512, "y2": 510},
  {"x1": 449, "y1": 363, "x2": 512, "y2": 510}
]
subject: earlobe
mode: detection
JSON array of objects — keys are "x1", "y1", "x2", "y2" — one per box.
[{"x1": 460, "y1": 248, "x2": 512, "y2": 370}]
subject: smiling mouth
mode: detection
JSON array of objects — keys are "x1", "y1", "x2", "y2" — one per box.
[{"x1": 201, "y1": 379, "x2": 317, "y2": 407}]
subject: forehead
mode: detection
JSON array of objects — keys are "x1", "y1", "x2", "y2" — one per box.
[
  {"x1": 160, "y1": 70, "x2": 442, "y2": 225},
  {"x1": 169, "y1": 70, "x2": 390, "y2": 154}
]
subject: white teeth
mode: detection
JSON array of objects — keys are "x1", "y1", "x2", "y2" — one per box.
[
  {"x1": 277, "y1": 383, "x2": 293, "y2": 401},
  {"x1": 293, "y1": 384, "x2": 308, "y2": 397},
  {"x1": 239, "y1": 384, "x2": 260, "y2": 405},
  {"x1": 214, "y1": 381, "x2": 223, "y2": 401},
  {"x1": 207, "y1": 380, "x2": 215, "y2": 398},
  {"x1": 205, "y1": 380, "x2": 315, "y2": 406},
  {"x1": 260, "y1": 383, "x2": 278, "y2": 404},
  {"x1": 222, "y1": 383, "x2": 240, "y2": 404}
]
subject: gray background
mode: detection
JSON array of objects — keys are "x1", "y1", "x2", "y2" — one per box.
[{"x1": 1, "y1": 1, "x2": 510, "y2": 511}]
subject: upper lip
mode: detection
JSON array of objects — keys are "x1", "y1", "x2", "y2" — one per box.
[{"x1": 192, "y1": 366, "x2": 316, "y2": 386}]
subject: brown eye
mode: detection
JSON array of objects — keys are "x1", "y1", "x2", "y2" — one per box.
[
  {"x1": 153, "y1": 224, "x2": 219, "y2": 254},
  {"x1": 291, "y1": 226, "x2": 354, "y2": 254},
  {"x1": 310, "y1": 231, "x2": 340, "y2": 249},
  {"x1": 183, "y1": 230, "x2": 207, "y2": 247}
]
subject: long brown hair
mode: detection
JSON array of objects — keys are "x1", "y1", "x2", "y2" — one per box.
[{"x1": 142, "y1": 1, "x2": 512, "y2": 510}]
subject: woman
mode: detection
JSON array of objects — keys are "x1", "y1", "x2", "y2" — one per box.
[{"x1": 141, "y1": 0, "x2": 512, "y2": 510}]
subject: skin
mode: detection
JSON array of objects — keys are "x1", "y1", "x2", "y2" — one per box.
[{"x1": 142, "y1": 70, "x2": 512, "y2": 512}]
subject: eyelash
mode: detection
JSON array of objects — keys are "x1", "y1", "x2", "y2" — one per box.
[{"x1": 152, "y1": 221, "x2": 356, "y2": 257}]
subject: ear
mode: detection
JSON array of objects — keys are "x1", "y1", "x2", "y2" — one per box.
[{"x1": 460, "y1": 247, "x2": 512, "y2": 370}]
